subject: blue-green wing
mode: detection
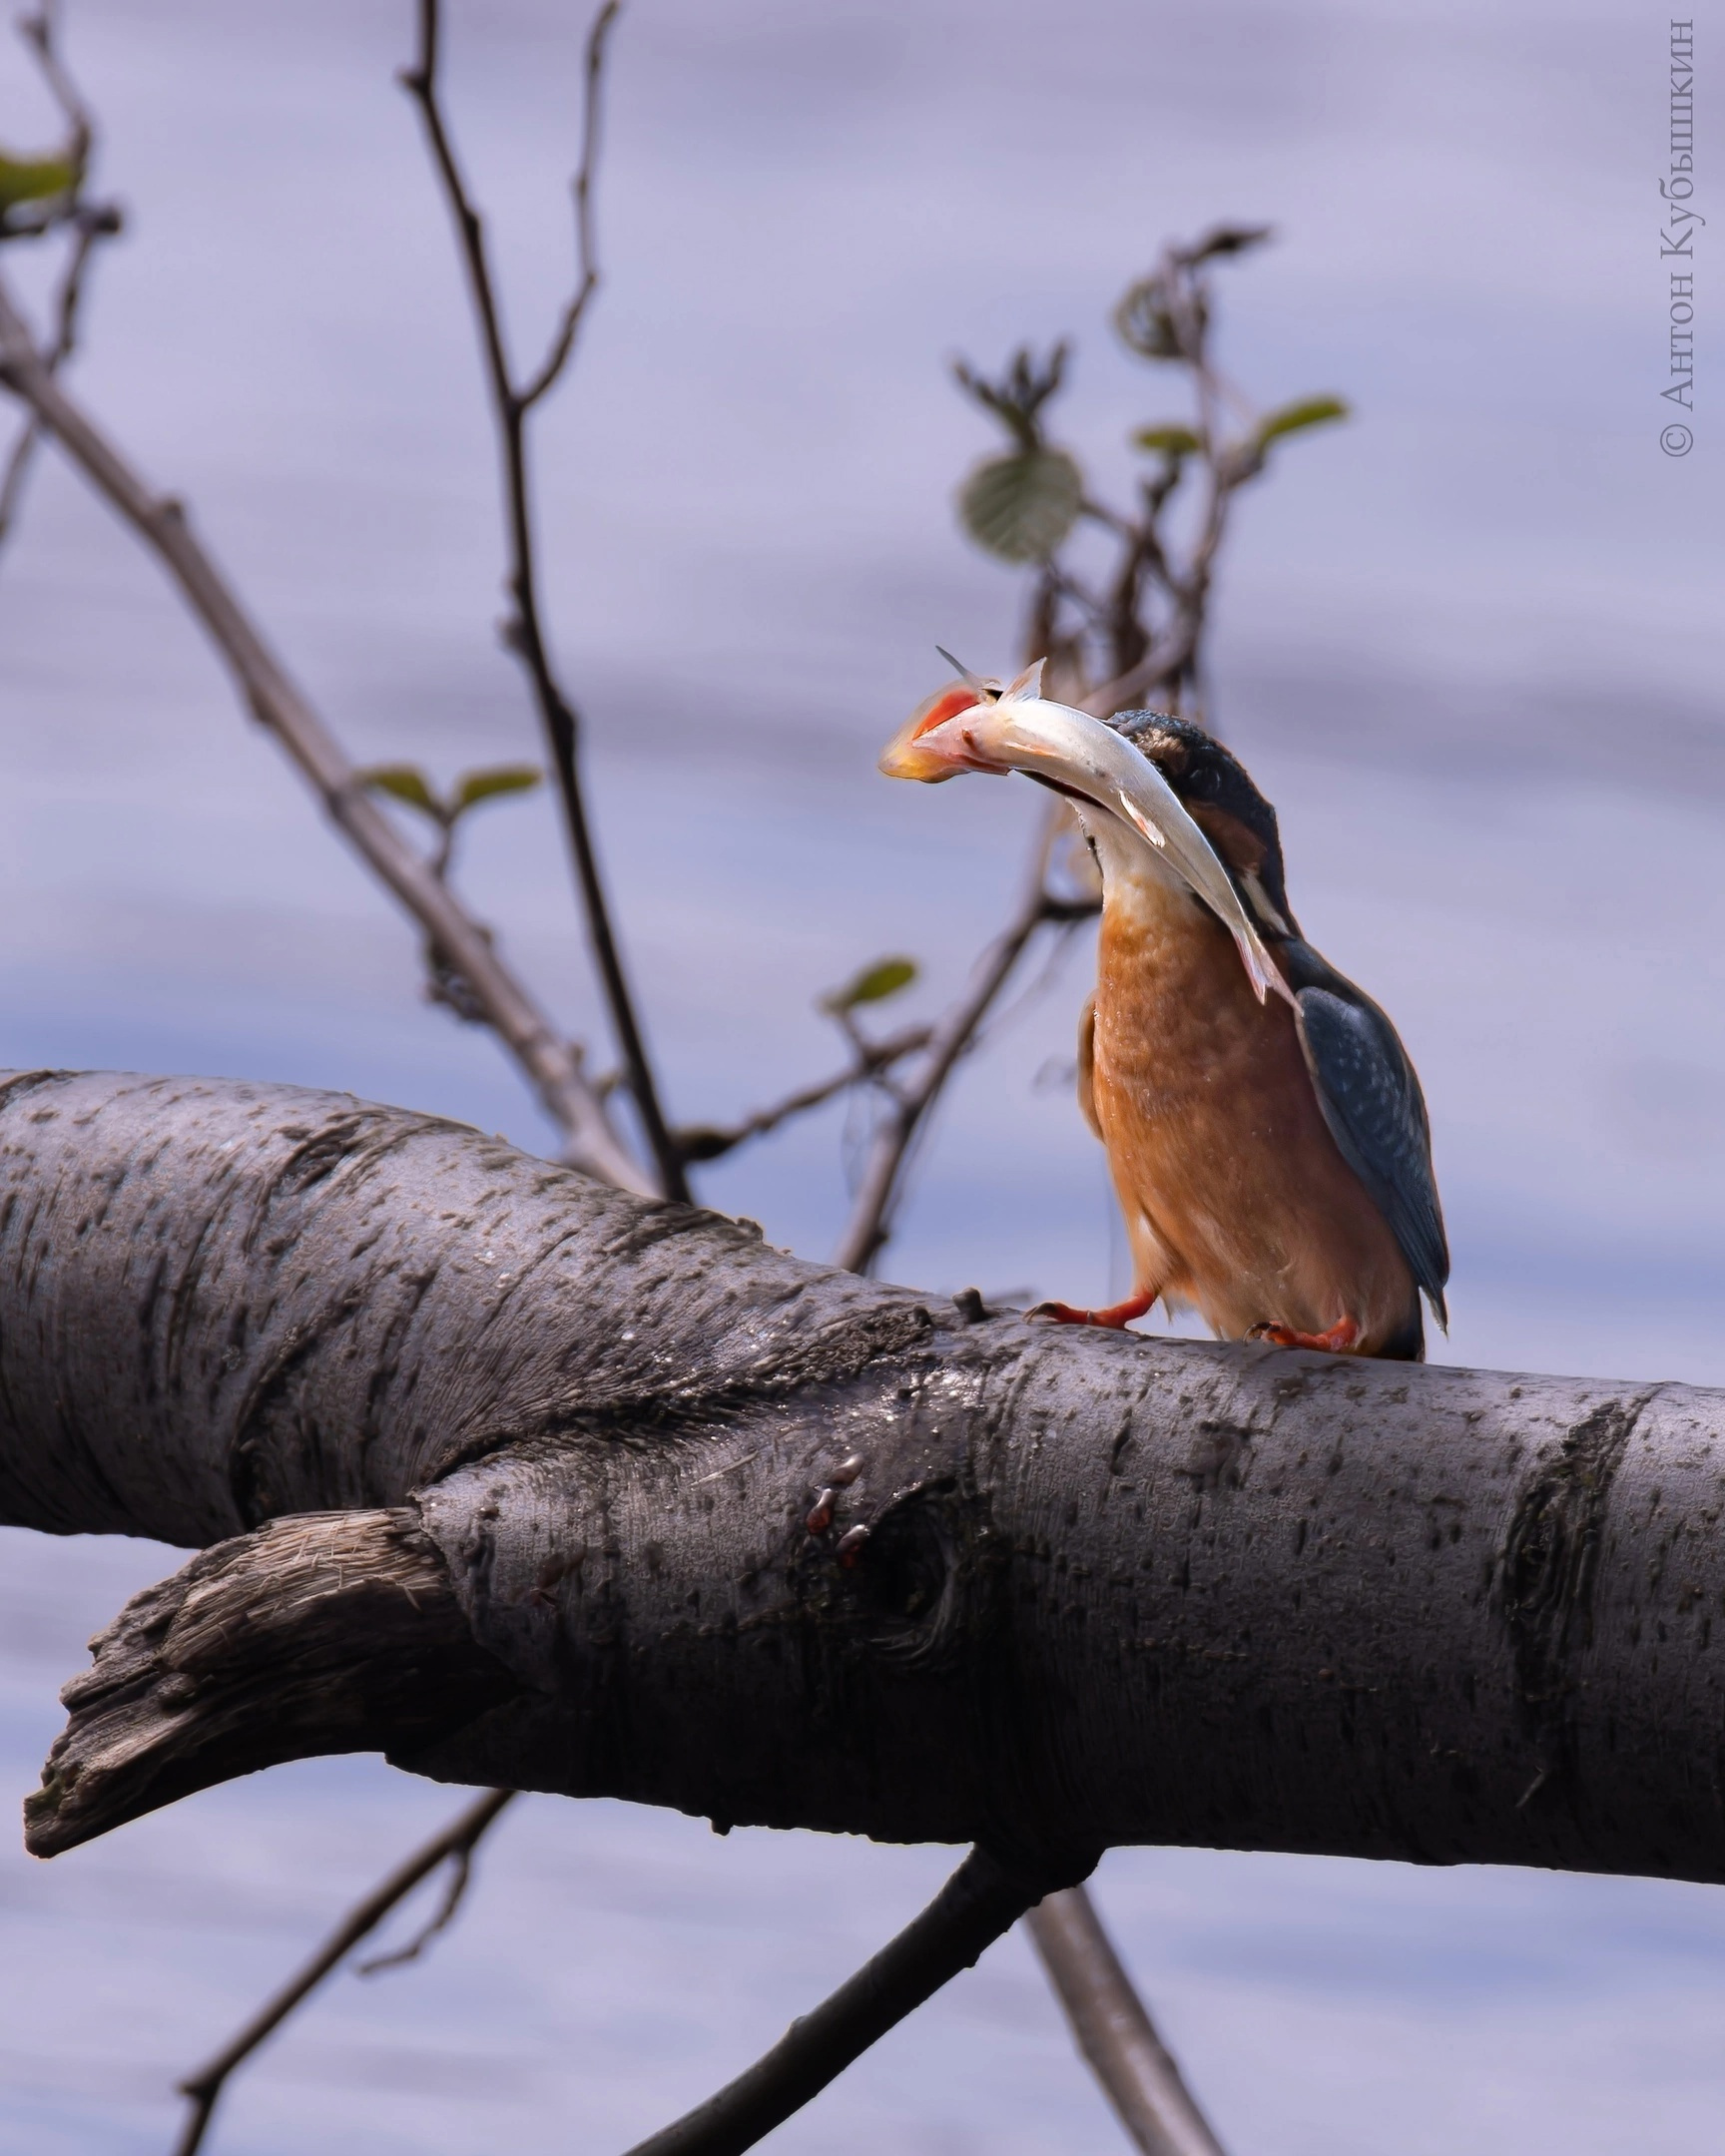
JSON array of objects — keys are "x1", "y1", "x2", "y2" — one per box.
[{"x1": 1286, "y1": 952, "x2": 1449, "y2": 1327}]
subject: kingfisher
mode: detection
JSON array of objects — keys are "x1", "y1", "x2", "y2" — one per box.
[{"x1": 878, "y1": 661, "x2": 1447, "y2": 1359}]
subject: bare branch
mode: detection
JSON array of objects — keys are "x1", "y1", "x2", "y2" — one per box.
[
  {"x1": 173, "y1": 1787, "x2": 516, "y2": 2156},
  {"x1": 951, "y1": 341, "x2": 1068, "y2": 452},
  {"x1": 0, "y1": 275, "x2": 652, "y2": 1193},
  {"x1": 13, "y1": 3, "x2": 90, "y2": 179},
  {"x1": 672, "y1": 1022, "x2": 931, "y2": 1166},
  {"x1": 353, "y1": 1812, "x2": 497, "y2": 1975},
  {"x1": 401, "y1": 0, "x2": 690, "y2": 1205},
  {"x1": 993, "y1": 229, "x2": 1310, "y2": 725},
  {"x1": 518, "y1": 0, "x2": 620, "y2": 410},
  {"x1": 833, "y1": 809, "x2": 1079, "y2": 1276},
  {"x1": 1027, "y1": 1888, "x2": 1229, "y2": 2156},
  {"x1": 622, "y1": 1847, "x2": 1095, "y2": 2156},
  {"x1": 0, "y1": 201, "x2": 119, "y2": 548},
  {"x1": 0, "y1": 7, "x2": 122, "y2": 552},
  {"x1": 1080, "y1": 586, "x2": 1204, "y2": 719}
]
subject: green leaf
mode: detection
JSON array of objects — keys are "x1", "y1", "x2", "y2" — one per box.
[
  {"x1": 1132, "y1": 424, "x2": 1201, "y2": 459},
  {"x1": 452, "y1": 765, "x2": 543, "y2": 814},
  {"x1": 0, "y1": 152, "x2": 77, "y2": 216},
  {"x1": 356, "y1": 764, "x2": 443, "y2": 820},
  {"x1": 1256, "y1": 394, "x2": 1349, "y2": 447},
  {"x1": 823, "y1": 956, "x2": 918, "y2": 1013},
  {"x1": 957, "y1": 448, "x2": 1082, "y2": 564}
]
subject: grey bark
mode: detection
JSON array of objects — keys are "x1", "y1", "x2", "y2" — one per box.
[{"x1": 4, "y1": 1068, "x2": 1723, "y2": 1886}]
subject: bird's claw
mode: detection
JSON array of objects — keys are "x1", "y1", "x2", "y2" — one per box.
[
  {"x1": 1247, "y1": 1315, "x2": 1361, "y2": 1354},
  {"x1": 1026, "y1": 1288, "x2": 1156, "y2": 1331}
]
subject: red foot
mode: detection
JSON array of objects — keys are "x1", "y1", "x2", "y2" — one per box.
[
  {"x1": 1028, "y1": 1287, "x2": 1156, "y2": 1331},
  {"x1": 1248, "y1": 1315, "x2": 1360, "y2": 1354}
]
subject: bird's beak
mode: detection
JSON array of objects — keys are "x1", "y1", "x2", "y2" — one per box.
[{"x1": 877, "y1": 680, "x2": 1013, "y2": 783}]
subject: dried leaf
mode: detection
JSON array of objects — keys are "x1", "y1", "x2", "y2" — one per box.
[{"x1": 957, "y1": 449, "x2": 1082, "y2": 564}]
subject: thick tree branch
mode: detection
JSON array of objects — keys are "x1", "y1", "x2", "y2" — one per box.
[
  {"x1": 400, "y1": 0, "x2": 689, "y2": 1204},
  {"x1": 8, "y1": 1070, "x2": 1725, "y2": 1897},
  {"x1": 0, "y1": 282, "x2": 651, "y2": 1194}
]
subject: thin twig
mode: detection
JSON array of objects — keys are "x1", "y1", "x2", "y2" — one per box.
[
  {"x1": 622, "y1": 1846, "x2": 1088, "y2": 2156},
  {"x1": 0, "y1": 6, "x2": 121, "y2": 552},
  {"x1": 17, "y1": 2, "x2": 92, "y2": 170},
  {"x1": 671, "y1": 1022, "x2": 932, "y2": 1166},
  {"x1": 1027, "y1": 1888, "x2": 1229, "y2": 2156},
  {"x1": 172, "y1": 1789, "x2": 516, "y2": 2156},
  {"x1": 0, "y1": 201, "x2": 118, "y2": 545},
  {"x1": 961, "y1": 233, "x2": 1277, "y2": 724},
  {"x1": 0, "y1": 275, "x2": 650, "y2": 1193},
  {"x1": 351, "y1": 1830, "x2": 478, "y2": 1973},
  {"x1": 401, "y1": 0, "x2": 689, "y2": 1205},
  {"x1": 833, "y1": 811, "x2": 1076, "y2": 1276},
  {"x1": 517, "y1": 0, "x2": 615, "y2": 409}
]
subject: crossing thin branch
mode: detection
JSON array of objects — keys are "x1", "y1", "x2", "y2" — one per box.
[
  {"x1": 172, "y1": 1789, "x2": 516, "y2": 2156},
  {"x1": 1027, "y1": 1887, "x2": 1228, "y2": 2156},
  {"x1": 400, "y1": 0, "x2": 689, "y2": 1204},
  {"x1": 833, "y1": 808, "x2": 1095, "y2": 1275},
  {"x1": 623, "y1": 1848, "x2": 1095, "y2": 2156}
]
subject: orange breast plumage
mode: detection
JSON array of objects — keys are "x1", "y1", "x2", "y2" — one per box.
[{"x1": 1085, "y1": 867, "x2": 1422, "y2": 1357}]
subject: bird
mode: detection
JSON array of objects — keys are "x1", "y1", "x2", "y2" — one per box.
[{"x1": 878, "y1": 659, "x2": 1448, "y2": 1360}]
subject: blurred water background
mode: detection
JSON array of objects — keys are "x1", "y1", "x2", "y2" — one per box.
[{"x1": 0, "y1": 1, "x2": 1721, "y2": 2150}]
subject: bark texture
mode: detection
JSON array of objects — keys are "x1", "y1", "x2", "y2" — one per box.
[{"x1": 4, "y1": 1069, "x2": 1724, "y2": 1883}]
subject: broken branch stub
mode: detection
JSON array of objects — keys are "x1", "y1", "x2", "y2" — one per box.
[
  {"x1": 29, "y1": 1510, "x2": 517, "y2": 1857},
  {"x1": 5, "y1": 1069, "x2": 1725, "y2": 1886}
]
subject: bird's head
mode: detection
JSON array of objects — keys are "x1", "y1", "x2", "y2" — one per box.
[
  {"x1": 1101, "y1": 710, "x2": 1299, "y2": 941},
  {"x1": 880, "y1": 658, "x2": 1296, "y2": 1007}
]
